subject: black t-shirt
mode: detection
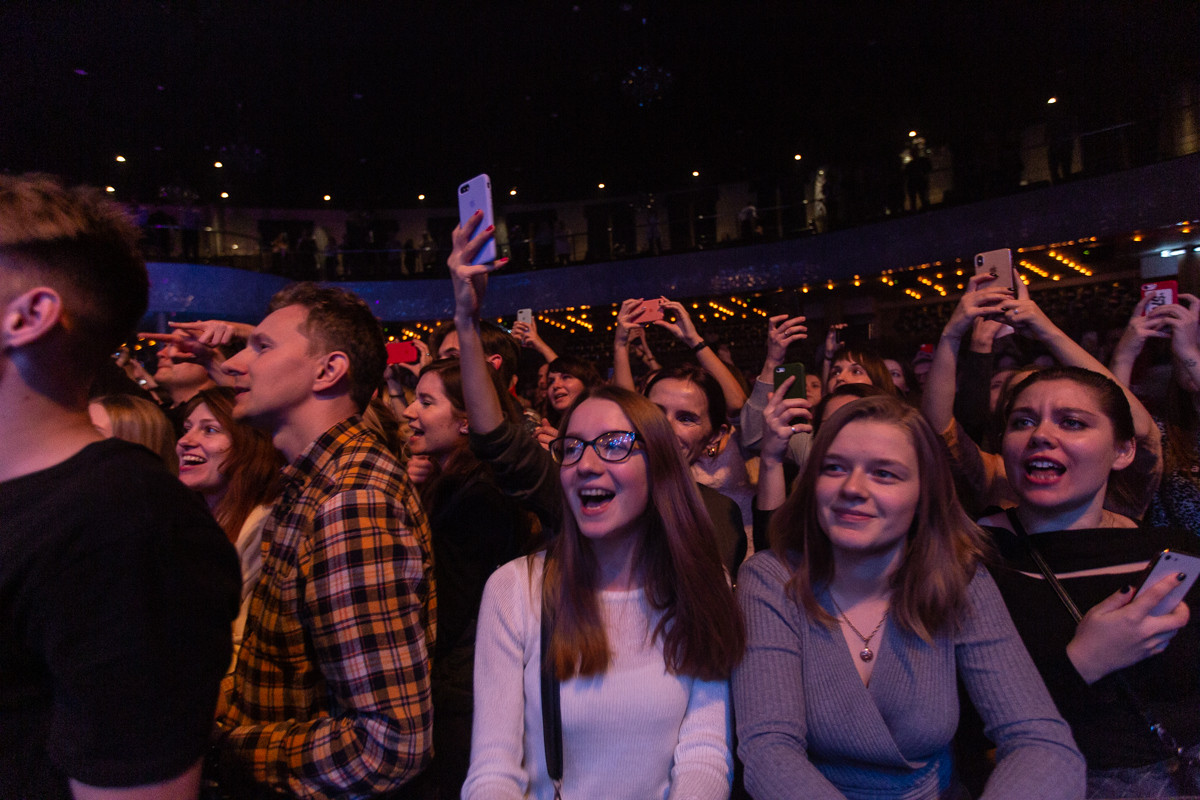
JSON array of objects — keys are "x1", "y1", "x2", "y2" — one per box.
[{"x1": 0, "y1": 439, "x2": 240, "y2": 798}]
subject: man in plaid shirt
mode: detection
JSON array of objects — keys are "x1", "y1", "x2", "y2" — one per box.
[{"x1": 210, "y1": 283, "x2": 435, "y2": 799}]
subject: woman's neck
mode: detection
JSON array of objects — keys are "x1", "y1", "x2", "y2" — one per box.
[
  {"x1": 829, "y1": 542, "x2": 904, "y2": 604},
  {"x1": 590, "y1": 526, "x2": 645, "y2": 592},
  {"x1": 204, "y1": 483, "x2": 229, "y2": 514},
  {"x1": 1016, "y1": 489, "x2": 1110, "y2": 534}
]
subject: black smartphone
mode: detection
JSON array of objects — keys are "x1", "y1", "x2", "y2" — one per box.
[{"x1": 774, "y1": 363, "x2": 807, "y2": 400}]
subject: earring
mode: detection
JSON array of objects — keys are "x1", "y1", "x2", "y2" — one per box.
[{"x1": 705, "y1": 444, "x2": 718, "y2": 457}]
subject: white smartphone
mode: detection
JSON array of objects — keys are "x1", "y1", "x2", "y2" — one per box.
[
  {"x1": 1134, "y1": 549, "x2": 1200, "y2": 616},
  {"x1": 975, "y1": 248, "x2": 1016, "y2": 293},
  {"x1": 517, "y1": 308, "x2": 533, "y2": 325},
  {"x1": 457, "y1": 174, "x2": 496, "y2": 265}
]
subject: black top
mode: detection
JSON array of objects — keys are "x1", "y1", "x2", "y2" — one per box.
[
  {"x1": 697, "y1": 482, "x2": 748, "y2": 579},
  {"x1": 983, "y1": 522, "x2": 1200, "y2": 770},
  {"x1": 0, "y1": 439, "x2": 240, "y2": 798}
]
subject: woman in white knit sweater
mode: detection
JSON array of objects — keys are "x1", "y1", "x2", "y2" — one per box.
[{"x1": 463, "y1": 385, "x2": 746, "y2": 800}]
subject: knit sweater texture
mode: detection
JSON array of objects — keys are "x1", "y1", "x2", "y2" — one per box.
[{"x1": 463, "y1": 556, "x2": 732, "y2": 800}]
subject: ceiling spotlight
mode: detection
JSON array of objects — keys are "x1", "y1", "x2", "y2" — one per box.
[
  {"x1": 220, "y1": 192, "x2": 229, "y2": 199},
  {"x1": 598, "y1": 183, "x2": 605, "y2": 189},
  {"x1": 510, "y1": 188, "x2": 517, "y2": 196},
  {"x1": 104, "y1": 186, "x2": 115, "y2": 193},
  {"x1": 323, "y1": 195, "x2": 331, "y2": 201},
  {"x1": 692, "y1": 171, "x2": 700, "y2": 177},
  {"x1": 908, "y1": 130, "x2": 917, "y2": 138},
  {"x1": 115, "y1": 155, "x2": 126, "y2": 162},
  {"x1": 213, "y1": 161, "x2": 223, "y2": 168},
  {"x1": 418, "y1": 194, "x2": 425, "y2": 200},
  {"x1": 794, "y1": 154, "x2": 802, "y2": 160},
  {"x1": 1047, "y1": 97, "x2": 1057, "y2": 104}
]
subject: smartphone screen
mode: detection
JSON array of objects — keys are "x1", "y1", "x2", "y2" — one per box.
[
  {"x1": 975, "y1": 248, "x2": 1016, "y2": 293},
  {"x1": 774, "y1": 363, "x2": 807, "y2": 400},
  {"x1": 457, "y1": 174, "x2": 497, "y2": 265}
]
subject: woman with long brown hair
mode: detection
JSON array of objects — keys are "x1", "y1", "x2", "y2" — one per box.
[
  {"x1": 176, "y1": 387, "x2": 283, "y2": 649},
  {"x1": 734, "y1": 394, "x2": 1083, "y2": 799},
  {"x1": 463, "y1": 385, "x2": 745, "y2": 800}
]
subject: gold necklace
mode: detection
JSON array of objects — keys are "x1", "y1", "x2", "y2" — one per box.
[{"x1": 829, "y1": 594, "x2": 889, "y2": 662}]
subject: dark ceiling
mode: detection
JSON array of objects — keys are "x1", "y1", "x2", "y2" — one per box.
[{"x1": 2, "y1": 1, "x2": 1195, "y2": 208}]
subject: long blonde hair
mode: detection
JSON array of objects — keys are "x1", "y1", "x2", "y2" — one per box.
[{"x1": 92, "y1": 394, "x2": 179, "y2": 475}]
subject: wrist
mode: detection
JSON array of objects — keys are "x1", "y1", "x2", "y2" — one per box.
[
  {"x1": 1065, "y1": 639, "x2": 1101, "y2": 685},
  {"x1": 683, "y1": 333, "x2": 705, "y2": 349},
  {"x1": 940, "y1": 327, "x2": 964, "y2": 344}
]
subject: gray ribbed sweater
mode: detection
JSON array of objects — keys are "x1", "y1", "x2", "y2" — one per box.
[{"x1": 732, "y1": 551, "x2": 1085, "y2": 800}]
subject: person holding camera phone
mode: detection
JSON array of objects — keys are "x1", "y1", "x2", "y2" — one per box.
[{"x1": 1110, "y1": 293, "x2": 1200, "y2": 532}]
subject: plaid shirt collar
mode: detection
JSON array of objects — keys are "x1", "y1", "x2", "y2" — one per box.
[{"x1": 280, "y1": 415, "x2": 364, "y2": 495}]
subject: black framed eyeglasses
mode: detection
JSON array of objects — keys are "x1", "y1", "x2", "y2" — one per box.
[{"x1": 549, "y1": 431, "x2": 640, "y2": 466}]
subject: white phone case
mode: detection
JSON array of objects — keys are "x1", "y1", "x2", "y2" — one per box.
[
  {"x1": 1135, "y1": 549, "x2": 1200, "y2": 616},
  {"x1": 457, "y1": 174, "x2": 497, "y2": 265}
]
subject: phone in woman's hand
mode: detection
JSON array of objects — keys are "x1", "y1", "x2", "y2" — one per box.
[
  {"x1": 457, "y1": 174, "x2": 496, "y2": 265},
  {"x1": 1134, "y1": 549, "x2": 1200, "y2": 616}
]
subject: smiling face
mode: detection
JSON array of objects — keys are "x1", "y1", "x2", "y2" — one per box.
[
  {"x1": 647, "y1": 377, "x2": 717, "y2": 465},
  {"x1": 1001, "y1": 378, "x2": 1135, "y2": 520},
  {"x1": 403, "y1": 371, "x2": 467, "y2": 464},
  {"x1": 561, "y1": 397, "x2": 650, "y2": 546},
  {"x1": 221, "y1": 304, "x2": 322, "y2": 432},
  {"x1": 815, "y1": 419, "x2": 921, "y2": 565},
  {"x1": 176, "y1": 402, "x2": 233, "y2": 497},
  {"x1": 548, "y1": 370, "x2": 586, "y2": 412},
  {"x1": 827, "y1": 358, "x2": 873, "y2": 392}
]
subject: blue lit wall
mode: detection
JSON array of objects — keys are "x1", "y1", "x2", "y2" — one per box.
[{"x1": 147, "y1": 154, "x2": 1200, "y2": 323}]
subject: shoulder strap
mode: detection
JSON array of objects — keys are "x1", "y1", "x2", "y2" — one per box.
[
  {"x1": 1005, "y1": 508, "x2": 1083, "y2": 622},
  {"x1": 1005, "y1": 508, "x2": 1190, "y2": 769},
  {"x1": 540, "y1": 588, "x2": 564, "y2": 799}
]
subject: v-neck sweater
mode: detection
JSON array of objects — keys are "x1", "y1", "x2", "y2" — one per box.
[{"x1": 732, "y1": 551, "x2": 1084, "y2": 800}]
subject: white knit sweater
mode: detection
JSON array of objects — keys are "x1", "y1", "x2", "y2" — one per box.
[{"x1": 462, "y1": 556, "x2": 732, "y2": 800}]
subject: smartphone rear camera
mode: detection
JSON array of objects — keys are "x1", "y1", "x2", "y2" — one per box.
[
  {"x1": 975, "y1": 255, "x2": 983, "y2": 267},
  {"x1": 460, "y1": 185, "x2": 468, "y2": 194}
]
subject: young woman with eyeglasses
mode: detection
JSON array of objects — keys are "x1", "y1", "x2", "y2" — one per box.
[{"x1": 463, "y1": 385, "x2": 745, "y2": 800}]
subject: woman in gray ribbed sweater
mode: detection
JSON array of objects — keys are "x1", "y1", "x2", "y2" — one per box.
[{"x1": 733, "y1": 394, "x2": 1084, "y2": 800}]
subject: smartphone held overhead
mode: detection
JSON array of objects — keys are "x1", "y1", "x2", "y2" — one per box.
[
  {"x1": 457, "y1": 174, "x2": 497, "y2": 265},
  {"x1": 974, "y1": 248, "x2": 1017, "y2": 293},
  {"x1": 1141, "y1": 280, "x2": 1178, "y2": 315},
  {"x1": 628, "y1": 298, "x2": 667, "y2": 324},
  {"x1": 774, "y1": 363, "x2": 807, "y2": 400}
]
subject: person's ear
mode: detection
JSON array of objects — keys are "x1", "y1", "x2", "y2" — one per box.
[
  {"x1": 313, "y1": 350, "x2": 351, "y2": 393},
  {"x1": 1111, "y1": 437, "x2": 1137, "y2": 472},
  {"x1": 485, "y1": 353, "x2": 504, "y2": 372},
  {"x1": 2, "y1": 287, "x2": 64, "y2": 349}
]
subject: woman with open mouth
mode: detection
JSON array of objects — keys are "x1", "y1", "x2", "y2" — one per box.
[
  {"x1": 175, "y1": 386, "x2": 283, "y2": 655},
  {"x1": 968, "y1": 367, "x2": 1200, "y2": 797},
  {"x1": 736, "y1": 392, "x2": 1083, "y2": 799},
  {"x1": 400, "y1": 357, "x2": 531, "y2": 800},
  {"x1": 463, "y1": 385, "x2": 745, "y2": 800}
]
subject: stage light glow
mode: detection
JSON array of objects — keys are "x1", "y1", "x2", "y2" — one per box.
[
  {"x1": 1047, "y1": 97, "x2": 1057, "y2": 104},
  {"x1": 598, "y1": 183, "x2": 605, "y2": 189},
  {"x1": 692, "y1": 171, "x2": 699, "y2": 177},
  {"x1": 794, "y1": 154, "x2": 802, "y2": 160},
  {"x1": 908, "y1": 130, "x2": 917, "y2": 137},
  {"x1": 323, "y1": 195, "x2": 331, "y2": 201},
  {"x1": 418, "y1": 194, "x2": 425, "y2": 200},
  {"x1": 510, "y1": 188, "x2": 517, "y2": 196},
  {"x1": 115, "y1": 155, "x2": 126, "y2": 162},
  {"x1": 213, "y1": 161, "x2": 223, "y2": 168},
  {"x1": 220, "y1": 192, "x2": 229, "y2": 198},
  {"x1": 105, "y1": 186, "x2": 115, "y2": 193}
]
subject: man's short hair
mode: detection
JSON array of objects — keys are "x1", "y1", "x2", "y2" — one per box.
[
  {"x1": 428, "y1": 320, "x2": 520, "y2": 386},
  {"x1": 0, "y1": 174, "x2": 148, "y2": 368},
  {"x1": 268, "y1": 282, "x2": 385, "y2": 412}
]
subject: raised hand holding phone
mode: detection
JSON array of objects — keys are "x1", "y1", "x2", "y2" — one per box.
[{"x1": 457, "y1": 174, "x2": 497, "y2": 266}]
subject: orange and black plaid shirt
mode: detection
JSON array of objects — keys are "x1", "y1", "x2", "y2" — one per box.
[{"x1": 214, "y1": 417, "x2": 435, "y2": 799}]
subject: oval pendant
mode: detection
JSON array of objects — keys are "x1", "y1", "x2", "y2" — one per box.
[{"x1": 859, "y1": 648, "x2": 874, "y2": 662}]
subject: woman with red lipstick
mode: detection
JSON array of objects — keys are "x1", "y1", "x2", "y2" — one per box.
[
  {"x1": 463, "y1": 385, "x2": 745, "y2": 800},
  {"x1": 973, "y1": 367, "x2": 1200, "y2": 796},
  {"x1": 734, "y1": 393, "x2": 1083, "y2": 799}
]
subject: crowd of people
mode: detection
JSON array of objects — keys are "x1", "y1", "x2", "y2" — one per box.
[{"x1": 3, "y1": 172, "x2": 1199, "y2": 800}]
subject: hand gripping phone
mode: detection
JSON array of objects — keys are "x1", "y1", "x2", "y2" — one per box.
[
  {"x1": 1141, "y1": 281, "x2": 1178, "y2": 315},
  {"x1": 774, "y1": 363, "x2": 808, "y2": 400},
  {"x1": 975, "y1": 248, "x2": 1017, "y2": 294},
  {"x1": 517, "y1": 308, "x2": 533, "y2": 325},
  {"x1": 457, "y1": 174, "x2": 497, "y2": 265},
  {"x1": 628, "y1": 298, "x2": 667, "y2": 325},
  {"x1": 1134, "y1": 549, "x2": 1200, "y2": 616},
  {"x1": 386, "y1": 340, "x2": 420, "y2": 365}
]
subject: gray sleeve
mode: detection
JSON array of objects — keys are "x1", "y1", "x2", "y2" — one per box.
[
  {"x1": 468, "y1": 418, "x2": 562, "y2": 530},
  {"x1": 957, "y1": 568, "x2": 1086, "y2": 800},
  {"x1": 738, "y1": 378, "x2": 773, "y2": 452},
  {"x1": 732, "y1": 554, "x2": 847, "y2": 800}
]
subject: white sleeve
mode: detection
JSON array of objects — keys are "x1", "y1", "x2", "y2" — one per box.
[
  {"x1": 462, "y1": 562, "x2": 533, "y2": 800},
  {"x1": 667, "y1": 676, "x2": 733, "y2": 800}
]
